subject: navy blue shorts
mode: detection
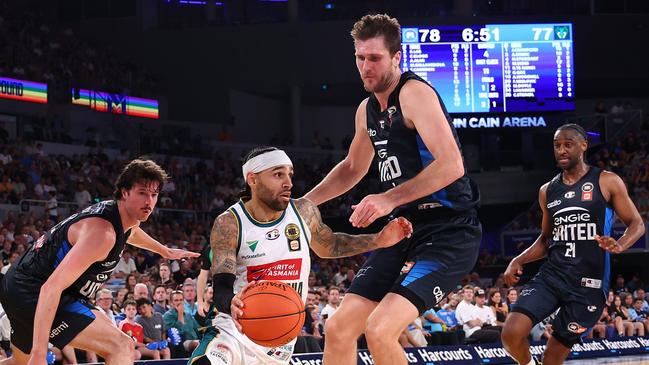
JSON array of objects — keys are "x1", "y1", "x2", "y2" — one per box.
[
  {"x1": 0, "y1": 270, "x2": 97, "y2": 353},
  {"x1": 348, "y1": 212, "x2": 482, "y2": 313},
  {"x1": 512, "y1": 270, "x2": 606, "y2": 348}
]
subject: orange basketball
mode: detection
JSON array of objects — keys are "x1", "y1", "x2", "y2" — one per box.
[{"x1": 239, "y1": 281, "x2": 305, "y2": 348}]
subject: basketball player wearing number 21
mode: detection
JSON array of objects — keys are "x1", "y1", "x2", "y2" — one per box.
[
  {"x1": 187, "y1": 147, "x2": 413, "y2": 365},
  {"x1": 501, "y1": 124, "x2": 645, "y2": 365}
]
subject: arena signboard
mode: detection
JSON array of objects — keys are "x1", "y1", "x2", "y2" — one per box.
[
  {"x1": 286, "y1": 337, "x2": 649, "y2": 364},
  {"x1": 71, "y1": 87, "x2": 159, "y2": 119},
  {"x1": 127, "y1": 336, "x2": 649, "y2": 365},
  {"x1": 0, "y1": 76, "x2": 47, "y2": 103}
]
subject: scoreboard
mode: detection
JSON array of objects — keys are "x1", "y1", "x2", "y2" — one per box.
[{"x1": 401, "y1": 23, "x2": 574, "y2": 114}]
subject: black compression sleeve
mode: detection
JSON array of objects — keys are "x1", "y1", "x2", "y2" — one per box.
[{"x1": 212, "y1": 273, "x2": 236, "y2": 314}]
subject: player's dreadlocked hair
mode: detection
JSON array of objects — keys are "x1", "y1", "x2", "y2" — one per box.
[
  {"x1": 556, "y1": 123, "x2": 588, "y2": 141},
  {"x1": 238, "y1": 146, "x2": 279, "y2": 201}
]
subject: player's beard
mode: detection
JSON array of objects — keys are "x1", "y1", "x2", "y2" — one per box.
[
  {"x1": 556, "y1": 154, "x2": 580, "y2": 170},
  {"x1": 257, "y1": 183, "x2": 289, "y2": 212},
  {"x1": 363, "y1": 69, "x2": 394, "y2": 93}
]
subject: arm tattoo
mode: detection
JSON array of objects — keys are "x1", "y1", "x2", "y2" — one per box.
[
  {"x1": 210, "y1": 211, "x2": 238, "y2": 274},
  {"x1": 295, "y1": 198, "x2": 377, "y2": 258}
]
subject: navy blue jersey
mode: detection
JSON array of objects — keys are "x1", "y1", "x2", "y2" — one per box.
[
  {"x1": 365, "y1": 71, "x2": 479, "y2": 216},
  {"x1": 542, "y1": 167, "x2": 613, "y2": 295},
  {"x1": 11, "y1": 200, "x2": 130, "y2": 301}
]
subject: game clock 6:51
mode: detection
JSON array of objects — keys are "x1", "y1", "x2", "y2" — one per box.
[{"x1": 462, "y1": 27, "x2": 500, "y2": 42}]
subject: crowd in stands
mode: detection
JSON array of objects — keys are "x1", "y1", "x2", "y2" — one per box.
[
  {"x1": 0, "y1": 1, "x2": 159, "y2": 99},
  {"x1": 508, "y1": 125, "x2": 649, "y2": 232},
  {"x1": 0, "y1": 136, "x2": 377, "y2": 220}
]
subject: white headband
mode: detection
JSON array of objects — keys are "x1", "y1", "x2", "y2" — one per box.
[{"x1": 242, "y1": 149, "x2": 293, "y2": 180}]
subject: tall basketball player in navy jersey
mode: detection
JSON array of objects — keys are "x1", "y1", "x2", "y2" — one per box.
[
  {"x1": 0, "y1": 159, "x2": 199, "y2": 365},
  {"x1": 502, "y1": 124, "x2": 645, "y2": 365},
  {"x1": 304, "y1": 14, "x2": 481, "y2": 365}
]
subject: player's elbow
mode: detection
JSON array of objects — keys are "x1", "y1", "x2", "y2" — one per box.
[
  {"x1": 310, "y1": 246, "x2": 333, "y2": 259},
  {"x1": 445, "y1": 158, "x2": 465, "y2": 182},
  {"x1": 342, "y1": 156, "x2": 370, "y2": 179},
  {"x1": 39, "y1": 280, "x2": 64, "y2": 299}
]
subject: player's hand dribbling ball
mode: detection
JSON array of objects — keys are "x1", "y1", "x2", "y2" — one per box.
[{"x1": 238, "y1": 281, "x2": 305, "y2": 348}]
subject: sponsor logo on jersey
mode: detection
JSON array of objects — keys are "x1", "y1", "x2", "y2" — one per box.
[
  {"x1": 582, "y1": 191, "x2": 592, "y2": 201},
  {"x1": 285, "y1": 223, "x2": 301, "y2": 252},
  {"x1": 567, "y1": 322, "x2": 587, "y2": 334},
  {"x1": 265, "y1": 229, "x2": 280, "y2": 240},
  {"x1": 33, "y1": 235, "x2": 46, "y2": 250},
  {"x1": 587, "y1": 305, "x2": 598, "y2": 312},
  {"x1": 401, "y1": 261, "x2": 415, "y2": 274},
  {"x1": 208, "y1": 343, "x2": 232, "y2": 364},
  {"x1": 581, "y1": 277, "x2": 602, "y2": 289},
  {"x1": 581, "y1": 182, "x2": 594, "y2": 192},
  {"x1": 520, "y1": 288, "x2": 536, "y2": 297},
  {"x1": 564, "y1": 191, "x2": 575, "y2": 199},
  {"x1": 379, "y1": 156, "x2": 402, "y2": 182},
  {"x1": 432, "y1": 286, "x2": 444, "y2": 304},
  {"x1": 552, "y1": 207, "x2": 596, "y2": 241},
  {"x1": 102, "y1": 260, "x2": 117, "y2": 267},
  {"x1": 355, "y1": 266, "x2": 373, "y2": 278},
  {"x1": 547, "y1": 200, "x2": 562, "y2": 208},
  {"x1": 96, "y1": 273, "x2": 109, "y2": 281},
  {"x1": 246, "y1": 240, "x2": 259, "y2": 252},
  {"x1": 50, "y1": 321, "x2": 69, "y2": 338},
  {"x1": 246, "y1": 258, "x2": 302, "y2": 282}
]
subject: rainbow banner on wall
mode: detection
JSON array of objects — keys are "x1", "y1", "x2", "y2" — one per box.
[
  {"x1": 0, "y1": 76, "x2": 48, "y2": 103},
  {"x1": 72, "y1": 88, "x2": 159, "y2": 119}
]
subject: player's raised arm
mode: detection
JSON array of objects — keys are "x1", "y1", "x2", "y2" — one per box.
[
  {"x1": 294, "y1": 197, "x2": 412, "y2": 258},
  {"x1": 303, "y1": 99, "x2": 375, "y2": 206},
  {"x1": 597, "y1": 171, "x2": 645, "y2": 253},
  {"x1": 128, "y1": 226, "x2": 200, "y2": 260}
]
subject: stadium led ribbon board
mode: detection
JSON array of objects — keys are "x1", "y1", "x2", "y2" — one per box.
[
  {"x1": 71, "y1": 88, "x2": 159, "y2": 119},
  {"x1": 0, "y1": 76, "x2": 48, "y2": 103}
]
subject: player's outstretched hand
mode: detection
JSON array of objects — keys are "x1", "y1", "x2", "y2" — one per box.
[
  {"x1": 166, "y1": 248, "x2": 201, "y2": 260},
  {"x1": 231, "y1": 280, "x2": 257, "y2": 332},
  {"x1": 504, "y1": 259, "x2": 523, "y2": 287},
  {"x1": 350, "y1": 193, "x2": 395, "y2": 228},
  {"x1": 595, "y1": 234, "x2": 623, "y2": 253},
  {"x1": 375, "y1": 217, "x2": 413, "y2": 248}
]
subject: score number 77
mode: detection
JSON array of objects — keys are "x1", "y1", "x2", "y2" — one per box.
[{"x1": 531, "y1": 27, "x2": 553, "y2": 41}]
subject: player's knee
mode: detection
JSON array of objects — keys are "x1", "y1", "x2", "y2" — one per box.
[
  {"x1": 110, "y1": 335, "x2": 136, "y2": 358},
  {"x1": 501, "y1": 323, "x2": 523, "y2": 345},
  {"x1": 365, "y1": 316, "x2": 397, "y2": 345},
  {"x1": 325, "y1": 315, "x2": 360, "y2": 344}
]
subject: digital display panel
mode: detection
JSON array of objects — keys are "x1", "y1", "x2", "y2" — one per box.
[
  {"x1": 401, "y1": 23, "x2": 574, "y2": 113},
  {"x1": 72, "y1": 88, "x2": 159, "y2": 119},
  {"x1": 0, "y1": 76, "x2": 47, "y2": 104}
]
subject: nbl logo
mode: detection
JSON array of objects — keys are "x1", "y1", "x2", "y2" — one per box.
[{"x1": 378, "y1": 156, "x2": 402, "y2": 182}]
